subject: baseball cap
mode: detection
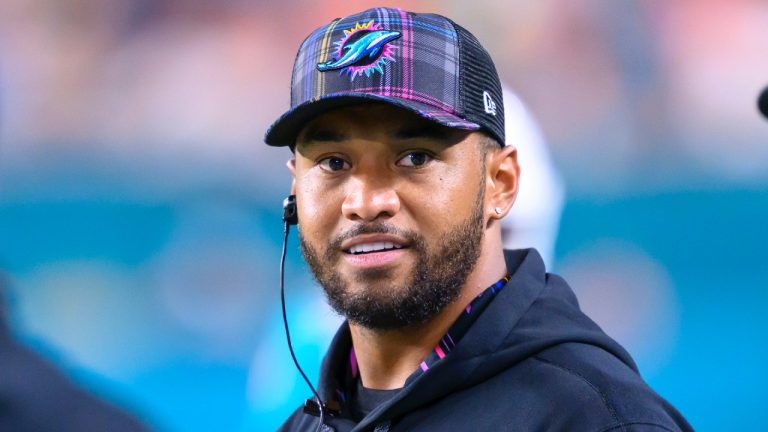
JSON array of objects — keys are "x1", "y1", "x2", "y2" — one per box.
[{"x1": 264, "y1": 7, "x2": 505, "y2": 148}]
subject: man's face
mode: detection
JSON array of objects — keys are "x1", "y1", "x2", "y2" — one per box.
[{"x1": 290, "y1": 104, "x2": 491, "y2": 330}]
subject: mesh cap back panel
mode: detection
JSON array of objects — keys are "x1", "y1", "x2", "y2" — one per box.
[{"x1": 451, "y1": 22, "x2": 505, "y2": 145}]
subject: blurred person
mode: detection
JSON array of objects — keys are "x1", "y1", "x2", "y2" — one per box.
[
  {"x1": 499, "y1": 86, "x2": 564, "y2": 268},
  {"x1": 0, "y1": 279, "x2": 151, "y2": 431},
  {"x1": 265, "y1": 8, "x2": 691, "y2": 432}
]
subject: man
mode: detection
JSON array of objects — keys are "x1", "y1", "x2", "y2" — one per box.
[{"x1": 265, "y1": 8, "x2": 692, "y2": 431}]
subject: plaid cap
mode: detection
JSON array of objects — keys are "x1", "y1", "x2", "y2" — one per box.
[{"x1": 264, "y1": 7, "x2": 505, "y2": 148}]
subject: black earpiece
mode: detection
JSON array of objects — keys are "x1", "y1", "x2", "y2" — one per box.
[{"x1": 283, "y1": 195, "x2": 298, "y2": 226}]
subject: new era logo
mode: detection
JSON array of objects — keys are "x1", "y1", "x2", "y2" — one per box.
[{"x1": 483, "y1": 91, "x2": 497, "y2": 116}]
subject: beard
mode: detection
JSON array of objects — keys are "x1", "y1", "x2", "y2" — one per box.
[{"x1": 299, "y1": 185, "x2": 486, "y2": 331}]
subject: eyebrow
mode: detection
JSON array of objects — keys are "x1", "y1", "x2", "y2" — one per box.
[{"x1": 298, "y1": 127, "x2": 348, "y2": 144}]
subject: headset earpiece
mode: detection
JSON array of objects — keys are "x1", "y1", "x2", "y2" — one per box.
[{"x1": 283, "y1": 195, "x2": 298, "y2": 225}]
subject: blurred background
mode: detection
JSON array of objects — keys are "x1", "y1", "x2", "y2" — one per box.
[{"x1": 1, "y1": 0, "x2": 766, "y2": 430}]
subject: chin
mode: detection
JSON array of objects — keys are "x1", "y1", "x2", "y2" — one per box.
[{"x1": 359, "y1": 263, "x2": 419, "y2": 290}]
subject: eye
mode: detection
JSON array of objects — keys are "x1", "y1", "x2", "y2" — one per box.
[
  {"x1": 397, "y1": 151, "x2": 433, "y2": 168},
  {"x1": 318, "y1": 156, "x2": 351, "y2": 172}
]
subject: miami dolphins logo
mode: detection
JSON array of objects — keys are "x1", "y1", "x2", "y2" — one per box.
[{"x1": 317, "y1": 20, "x2": 401, "y2": 81}]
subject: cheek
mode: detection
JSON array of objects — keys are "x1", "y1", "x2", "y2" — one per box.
[
  {"x1": 402, "y1": 164, "x2": 482, "y2": 232},
  {"x1": 296, "y1": 179, "x2": 343, "y2": 237}
]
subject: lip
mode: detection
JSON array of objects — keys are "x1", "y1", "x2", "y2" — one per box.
[
  {"x1": 342, "y1": 247, "x2": 408, "y2": 269},
  {"x1": 340, "y1": 233, "x2": 410, "y2": 270},
  {"x1": 340, "y1": 233, "x2": 410, "y2": 252}
]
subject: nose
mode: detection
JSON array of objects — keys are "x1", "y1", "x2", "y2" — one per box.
[{"x1": 341, "y1": 177, "x2": 401, "y2": 222}]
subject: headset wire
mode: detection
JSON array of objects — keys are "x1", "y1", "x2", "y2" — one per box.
[{"x1": 280, "y1": 221, "x2": 326, "y2": 432}]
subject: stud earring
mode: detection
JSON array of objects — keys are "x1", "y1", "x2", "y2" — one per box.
[{"x1": 494, "y1": 207, "x2": 502, "y2": 215}]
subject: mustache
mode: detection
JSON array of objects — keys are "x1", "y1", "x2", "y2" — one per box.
[{"x1": 328, "y1": 223, "x2": 422, "y2": 253}]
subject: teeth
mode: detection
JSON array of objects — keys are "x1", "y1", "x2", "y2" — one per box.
[{"x1": 348, "y1": 241, "x2": 403, "y2": 254}]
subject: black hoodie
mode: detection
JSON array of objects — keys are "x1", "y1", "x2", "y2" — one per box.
[{"x1": 279, "y1": 249, "x2": 692, "y2": 431}]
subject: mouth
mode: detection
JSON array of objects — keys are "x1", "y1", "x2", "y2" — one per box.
[
  {"x1": 341, "y1": 234, "x2": 410, "y2": 254},
  {"x1": 340, "y1": 234, "x2": 410, "y2": 268},
  {"x1": 345, "y1": 241, "x2": 406, "y2": 255}
]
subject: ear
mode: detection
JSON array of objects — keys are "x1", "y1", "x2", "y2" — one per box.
[
  {"x1": 286, "y1": 159, "x2": 297, "y2": 195},
  {"x1": 486, "y1": 145, "x2": 520, "y2": 220}
]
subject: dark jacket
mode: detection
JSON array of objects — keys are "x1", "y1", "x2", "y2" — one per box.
[
  {"x1": 280, "y1": 249, "x2": 692, "y2": 431},
  {"x1": 0, "y1": 289, "x2": 150, "y2": 432}
]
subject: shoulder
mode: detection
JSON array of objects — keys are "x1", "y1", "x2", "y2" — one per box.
[
  {"x1": 277, "y1": 406, "x2": 306, "y2": 432},
  {"x1": 393, "y1": 344, "x2": 692, "y2": 432},
  {"x1": 525, "y1": 343, "x2": 692, "y2": 431}
]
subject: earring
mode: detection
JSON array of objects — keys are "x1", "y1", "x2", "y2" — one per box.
[{"x1": 494, "y1": 207, "x2": 502, "y2": 215}]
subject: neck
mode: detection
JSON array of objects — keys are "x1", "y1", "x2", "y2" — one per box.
[{"x1": 349, "y1": 232, "x2": 507, "y2": 390}]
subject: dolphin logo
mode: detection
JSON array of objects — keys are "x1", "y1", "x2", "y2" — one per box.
[{"x1": 317, "y1": 30, "x2": 401, "y2": 72}]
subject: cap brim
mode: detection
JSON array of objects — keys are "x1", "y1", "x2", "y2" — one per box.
[{"x1": 264, "y1": 93, "x2": 480, "y2": 147}]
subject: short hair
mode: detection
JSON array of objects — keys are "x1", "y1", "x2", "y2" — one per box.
[
  {"x1": 478, "y1": 133, "x2": 502, "y2": 154},
  {"x1": 477, "y1": 132, "x2": 503, "y2": 169}
]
